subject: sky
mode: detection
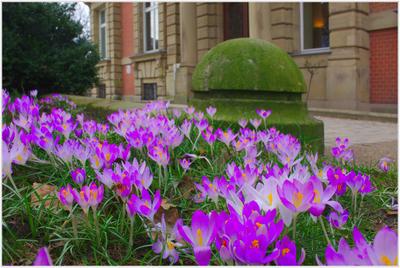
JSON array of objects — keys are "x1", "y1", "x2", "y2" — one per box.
[{"x1": 72, "y1": 2, "x2": 91, "y2": 38}]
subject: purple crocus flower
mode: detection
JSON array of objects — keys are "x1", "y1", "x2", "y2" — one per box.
[
  {"x1": 233, "y1": 230, "x2": 280, "y2": 265},
  {"x1": 33, "y1": 247, "x2": 53, "y2": 266},
  {"x1": 95, "y1": 168, "x2": 115, "y2": 189},
  {"x1": 226, "y1": 202, "x2": 283, "y2": 265},
  {"x1": 126, "y1": 129, "x2": 144, "y2": 149},
  {"x1": 126, "y1": 196, "x2": 137, "y2": 218},
  {"x1": 331, "y1": 137, "x2": 354, "y2": 163},
  {"x1": 319, "y1": 226, "x2": 398, "y2": 265},
  {"x1": 256, "y1": 109, "x2": 271, "y2": 119},
  {"x1": 359, "y1": 174, "x2": 375, "y2": 196},
  {"x1": 250, "y1": 118, "x2": 261, "y2": 130},
  {"x1": 184, "y1": 106, "x2": 195, "y2": 116},
  {"x1": 201, "y1": 127, "x2": 217, "y2": 145},
  {"x1": 172, "y1": 108, "x2": 181, "y2": 118},
  {"x1": 179, "y1": 158, "x2": 191, "y2": 171},
  {"x1": 194, "y1": 176, "x2": 219, "y2": 204},
  {"x1": 277, "y1": 179, "x2": 315, "y2": 213},
  {"x1": 30, "y1": 89, "x2": 38, "y2": 97},
  {"x1": 275, "y1": 236, "x2": 305, "y2": 265},
  {"x1": 367, "y1": 226, "x2": 398, "y2": 265},
  {"x1": 96, "y1": 141, "x2": 119, "y2": 168},
  {"x1": 2, "y1": 89, "x2": 10, "y2": 113},
  {"x1": 180, "y1": 119, "x2": 192, "y2": 138},
  {"x1": 57, "y1": 184, "x2": 74, "y2": 211},
  {"x1": 130, "y1": 162, "x2": 153, "y2": 191},
  {"x1": 130, "y1": 189, "x2": 161, "y2": 222},
  {"x1": 194, "y1": 111, "x2": 204, "y2": 121},
  {"x1": 327, "y1": 168, "x2": 348, "y2": 196},
  {"x1": 148, "y1": 143, "x2": 170, "y2": 167},
  {"x1": 238, "y1": 118, "x2": 248, "y2": 128},
  {"x1": 72, "y1": 182, "x2": 104, "y2": 214},
  {"x1": 327, "y1": 209, "x2": 349, "y2": 229},
  {"x1": 152, "y1": 214, "x2": 183, "y2": 264},
  {"x1": 345, "y1": 171, "x2": 363, "y2": 195},
  {"x1": 206, "y1": 106, "x2": 217, "y2": 117},
  {"x1": 178, "y1": 210, "x2": 216, "y2": 266},
  {"x1": 216, "y1": 128, "x2": 237, "y2": 148},
  {"x1": 195, "y1": 119, "x2": 209, "y2": 132},
  {"x1": 83, "y1": 120, "x2": 97, "y2": 138},
  {"x1": 378, "y1": 157, "x2": 393, "y2": 172},
  {"x1": 71, "y1": 168, "x2": 86, "y2": 185},
  {"x1": 309, "y1": 176, "x2": 343, "y2": 217}
]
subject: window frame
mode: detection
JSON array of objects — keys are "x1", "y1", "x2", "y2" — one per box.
[
  {"x1": 99, "y1": 9, "x2": 107, "y2": 59},
  {"x1": 143, "y1": 2, "x2": 159, "y2": 53},
  {"x1": 299, "y1": 2, "x2": 330, "y2": 54}
]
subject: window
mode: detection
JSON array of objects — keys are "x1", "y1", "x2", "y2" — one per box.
[
  {"x1": 99, "y1": 9, "x2": 107, "y2": 59},
  {"x1": 300, "y1": 3, "x2": 330, "y2": 52},
  {"x1": 142, "y1": 83, "x2": 157, "y2": 100},
  {"x1": 223, "y1": 3, "x2": 249, "y2": 40},
  {"x1": 98, "y1": 84, "x2": 106, "y2": 99},
  {"x1": 143, "y1": 2, "x2": 159, "y2": 52}
]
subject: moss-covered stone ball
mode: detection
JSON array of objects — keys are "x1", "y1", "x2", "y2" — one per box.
[{"x1": 192, "y1": 38, "x2": 306, "y2": 93}]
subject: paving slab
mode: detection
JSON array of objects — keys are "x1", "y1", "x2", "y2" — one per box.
[{"x1": 316, "y1": 116, "x2": 398, "y2": 165}]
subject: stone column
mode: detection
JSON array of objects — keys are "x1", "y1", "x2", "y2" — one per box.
[
  {"x1": 173, "y1": 3, "x2": 198, "y2": 104},
  {"x1": 326, "y1": 3, "x2": 370, "y2": 110},
  {"x1": 249, "y1": 3, "x2": 271, "y2": 41},
  {"x1": 108, "y1": 3, "x2": 122, "y2": 99},
  {"x1": 270, "y1": 3, "x2": 294, "y2": 52}
]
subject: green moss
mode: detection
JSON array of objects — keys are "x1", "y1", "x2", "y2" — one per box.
[
  {"x1": 190, "y1": 98, "x2": 324, "y2": 153},
  {"x1": 192, "y1": 38, "x2": 306, "y2": 93}
]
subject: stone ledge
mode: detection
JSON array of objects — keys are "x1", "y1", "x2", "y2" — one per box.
[
  {"x1": 368, "y1": 9, "x2": 398, "y2": 31},
  {"x1": 309, "y1": 107, "x2": 397, "y2": 123}
]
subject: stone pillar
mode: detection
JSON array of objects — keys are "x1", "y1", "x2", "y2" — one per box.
[
  {"x1": 270, "y1": 3, "x2": 294, "y2": 52},
  {"x1": 180, "y1": 3, "x2": 197, "y2": 66},
  {"x1": 108, "y1": 3, "x2": 122, "y2": 99},
  {"x1": 173, "y1": 3, "x2": 198, "y2": 104},
  {"x1": 326, "y1": 3, "x2": 370, "y2": 110},
  {"x1": 249, "y1": 3, "x2": 271, "y2": 41}
]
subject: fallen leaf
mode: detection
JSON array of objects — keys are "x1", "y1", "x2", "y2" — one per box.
[
  {"x1": 177, "y1": 175, "x2": 196, "y2": 199},
  {"x1": 160, "y1": 199, "x2": 176, "y2": 210},
  {"x1": 31, "y1": 183, "x2": 59, "y2": 209},
  {"x1": 154, "y1": 199, "x2": 180, "y2": 232},
  {"x1": 386, "y1": 209, "x2": 398, "y2": 215}
]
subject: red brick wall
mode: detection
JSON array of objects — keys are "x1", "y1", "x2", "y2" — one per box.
[
  {"x1": 369, "y1": 2, "x2": 397, "y2": 13},
  {"x1": 369, "y1": 3, "x2": 398, "y2": 104},
  {"x1": 121, "y1": 3, "x2": 135, "y2": 96}
]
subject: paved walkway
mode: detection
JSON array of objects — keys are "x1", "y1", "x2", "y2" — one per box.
[{"x1": 315, "y1": 116, "x2": 398, "y2": 165}]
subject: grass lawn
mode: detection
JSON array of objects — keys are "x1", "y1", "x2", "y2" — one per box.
[{"x1": 2, "y1": 93, "x2": 397, "y2": 265}]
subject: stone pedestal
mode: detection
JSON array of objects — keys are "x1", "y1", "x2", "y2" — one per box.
[{"x1": 191, "y1": 38, "x2": 324, "y2": 153}]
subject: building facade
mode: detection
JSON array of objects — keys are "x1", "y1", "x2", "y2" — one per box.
[{"x1": 87, "y1": 2, "x2": 398, "y2": 112}]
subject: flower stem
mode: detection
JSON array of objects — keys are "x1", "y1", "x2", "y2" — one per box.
[
  {"x1": 158, "y1": 164, "x2": 162, "y2": 189},
  {"x1": 329, "y1": 222, "x2": 337, "y2": 247},
  {"x1": 70, "y1": 211, "x2": 78, "y2": 243},
  {"x1": 357, "y1": 195, "x2": 364, "y2": 220},
  {"x1": 319, "y1": 216, "x2": 331, "y2": 246},
  {"x1": 93, "y1": 208, "x2": 100, "y2": 246},
  {"x1": 354, "y1": 194, "x2": 358, "y2": 213},
  {"x1": 292, "y1": 214, "x2": 297, "y2": 240},
  {"x1": 129, "y1": 217, "x2": 135, "y2": 247}
]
